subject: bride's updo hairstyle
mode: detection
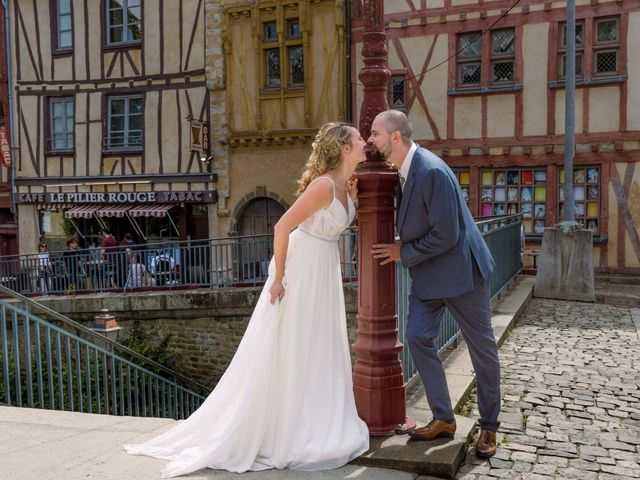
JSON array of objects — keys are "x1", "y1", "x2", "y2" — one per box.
[{"x1": 296, "y1": 122, "x2": 353, "y2": 196}]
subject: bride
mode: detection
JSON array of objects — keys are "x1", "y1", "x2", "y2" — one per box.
[{"x1": 124, "y1": 122, "x2": 370, "y2": 478}]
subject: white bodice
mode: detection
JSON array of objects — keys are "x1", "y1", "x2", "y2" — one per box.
[{"x1": 298, "y1": 179, "x2": 355, "y2": 242}]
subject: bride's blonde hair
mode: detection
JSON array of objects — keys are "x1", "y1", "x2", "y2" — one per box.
[{"x1": 296, "y1": 122, "x2": 353, "y2": 196}]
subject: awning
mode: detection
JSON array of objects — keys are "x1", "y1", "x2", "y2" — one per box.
[
  {"x1": 64, "y1": 204, "x2": 102, "y2": 219},
  {"x1": 128, "y1": 204, "x2": 174, "y2": 218},
  {"x1": 36, "y1": 203, "x2": 73, "y2": 211},
  {"x1": 96, "y1": 204, "x2": 134, "y2": 218}
]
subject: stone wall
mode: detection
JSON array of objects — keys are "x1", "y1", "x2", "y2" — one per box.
[{"x1": 35, "y1": 286, "x2": 358, "y2": 389}]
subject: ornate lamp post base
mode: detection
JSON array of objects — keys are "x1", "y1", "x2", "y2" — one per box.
[{"x1": 353, "y1": 164, "x2": 414, "y2": 435}]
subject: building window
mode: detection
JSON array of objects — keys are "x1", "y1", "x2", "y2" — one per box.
[
  {"x1": 263, "y1": 20, "x2": 280, "y2": 88},
  {"x1": 557, "y1": 16, "x2": 619, "y2": 80},
  {"x1": 558, "y1": 20, "x2": 584, "y2": 79},
  {"x1": 457, "y1": 32, "x2": 482, "y2": 87},
  {"x1": 55, "y1": 0, "x2": 73, "y2": 50},
  {"x1": 264, "y1": 21, "x2": 278, "y2": 42},
  {"x1": 49, "y1": 97, "x2": 74, "y2": 151},
  {"x1": 490, "y1": 30, "x2": 515, "y2": 83},
  {"x1": 593, "y1": 17, "x2": 619, "y2": 75},
  {"x1": 480, "y1": 168, "x2": 547, "y2": 234},
  {"x1": 456, "y1": 29, "x2": 516, "y2": 88},
  {"x1": 389, "y1": 75, "x2": 406, "y2": 109},
  {"x1": 559, "y1": 167, "x2": 600, "y2": 234},
  {"x1": 262, "y1": 17, "x2": 303, "y2": 89},
  {"x1": 106, "y1": 96, "x2": 143, "y2": 150},
  {"x1": 106, "y1": 0, "x2": 142, "y2": 45},
  {"x1": 288, "y1": 46, "x2": 304, "y2": 85},
  {"x1": 453, "y1": 169, "x2": 470, "y2": 206},
  {"x1": 265, "y1": 48, "x2": 281, "y2": 87},
  {"x1": 286, "y1": 19, "x2": 301, "y2": 39}
]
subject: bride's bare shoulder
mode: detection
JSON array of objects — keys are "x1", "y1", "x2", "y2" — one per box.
[{"x1": 299, "y1": 176, "x2": 334, "y2": 209}]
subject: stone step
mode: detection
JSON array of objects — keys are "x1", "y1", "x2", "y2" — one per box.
[
  {"x1": 595, "y1": 292, "x2": 640, "y2": 308},
  {"x1": 352, "y1": 416, "x2": 476, "y2": 479},
  {"x1": 595, "y1": 274, "x2": 640, "y2": 285}
]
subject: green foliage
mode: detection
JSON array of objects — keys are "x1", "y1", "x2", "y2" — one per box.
[
  {"x1": 60, "y1": 215, "x2": 76, "y2": 237},
  {"x1": 120, "y1": 320, "x2": 173, "y2": 374}
]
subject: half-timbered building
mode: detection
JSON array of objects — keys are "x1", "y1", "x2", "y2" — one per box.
[
  {"x1": 351, "y1": 0, "x2": 640, "y2": 273},
  {"x1": 9, "y1": 0, "x2": 213, "y2": 252},
  {"x1": 0, "y1": 4, "x2": 17, "y2": 256}
]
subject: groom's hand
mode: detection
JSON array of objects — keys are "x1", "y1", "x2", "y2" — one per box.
[{"x1": 372, "y1": 242, "x2": 401, "y2": 266}]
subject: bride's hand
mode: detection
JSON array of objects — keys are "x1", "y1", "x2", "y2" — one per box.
[
  {"x1": 347, "y1": 178, "x2": 358, "y2": 204},
  {"x1": 269, "y1": 278, "x2": 285, "y2": 304}
]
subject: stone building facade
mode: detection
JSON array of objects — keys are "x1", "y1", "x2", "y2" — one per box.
[{"x1": 206, "y1": 0, "x2": 347, "y2": 238}]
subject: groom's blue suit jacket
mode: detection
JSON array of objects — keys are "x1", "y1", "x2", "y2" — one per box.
[{"x1": 398, "y1": 146, "x2": 496, "y2": 300}]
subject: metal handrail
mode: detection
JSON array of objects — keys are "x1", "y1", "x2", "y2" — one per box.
[
  {"x1": 0, "y1": 233, "x2": 282, "y2": 260},
  {"x1": 0, "y1": 284, "x2": 208, "y2": 395},
  {"x1": 474, "y1": 213, "x2": 523, "y2": 227},
  {"x1": 1, "y1": 301, "x2": 206, "y2": 417},
  {"x1": 0, "y1": 229, "x2": 359, "y2": 296}
]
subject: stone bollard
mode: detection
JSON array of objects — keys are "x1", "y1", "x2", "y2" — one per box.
[{"x1": 534, "y1": 228, "x2": 595, "y2": 302}]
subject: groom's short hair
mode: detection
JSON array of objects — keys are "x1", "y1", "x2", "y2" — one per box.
[{"x1": 376, "y1": 110, "x2": 413, "y2": 146}]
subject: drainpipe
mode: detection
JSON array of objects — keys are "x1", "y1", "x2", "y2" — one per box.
[
  {"x1": 1, "y1": 0, "x2": 16, "y2": 215},
  {"x1": 345, "y1": 0, "x2": 352, "y2": 123}
]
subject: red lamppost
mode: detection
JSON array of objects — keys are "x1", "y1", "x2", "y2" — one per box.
[{"x1": 352, "y1": 0, "x2": 414, "y2": 436}]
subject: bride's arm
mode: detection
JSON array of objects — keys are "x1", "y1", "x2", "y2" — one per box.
[{"x1": 269, "y1": 179, "x2": 333, "y2": 304}]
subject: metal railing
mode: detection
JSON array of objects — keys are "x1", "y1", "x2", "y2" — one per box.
[
  {"x1": 396, "y1": 214, "x2": 523, "y2": 384},
  {"x1": 0, "y1": 216, "x2": 521, "y2": 400},
  {"x1": 0, "y1": 229, "x2": 359, "y2": 297},
  {"x1": 0, "y1": 285, "x2": 207, "y2": 418}
]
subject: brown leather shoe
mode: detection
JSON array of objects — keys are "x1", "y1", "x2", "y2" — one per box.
[
  {"x1": 475, "y1": 429, "x2": 497, "y2": 458},
  {"x1": 408, "y1": 419, "x2": 456, "y2": 441}
]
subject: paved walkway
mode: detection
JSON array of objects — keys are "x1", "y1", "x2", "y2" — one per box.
[
  {"x1": 3, "y1": 281, "x2": 639, "y2": 479},
  {"x1": 456, "y1": 301, "x2": 640, "y2": 480}
]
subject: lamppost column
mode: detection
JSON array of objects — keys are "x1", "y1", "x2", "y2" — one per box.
[{"x1": 353, "y1": 0, "x2": 413, "y2": 436}]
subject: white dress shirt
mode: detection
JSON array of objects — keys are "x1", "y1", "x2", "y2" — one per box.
[{"x1": 398, "y1": 142, "x2": 417, "y2": 191}]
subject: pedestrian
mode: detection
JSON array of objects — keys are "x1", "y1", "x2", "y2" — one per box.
[
  {"x1": 36, "y1": 242, "x2": 51, "y2": 294},
  {"x1": 63, "y1": 237, "x2": 86, "y2": 290},
  {"x1": 369, "y1": 110, "x2": 500, "y2": 458},
  {"x1": 124, "y1": 253, "x2": 148, "y2": 289},
  {"x1": 100, "y1": 226, "x2": 119, "y2": 288},
  {"x1": 121, "y1": 232, "x2": 136, "y2": 251}
]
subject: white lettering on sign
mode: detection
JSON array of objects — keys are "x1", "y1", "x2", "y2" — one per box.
[
  {"x1": 16, "y1": 191, "x2": 210, "y2": 205},
  {"x1": 0, "y1": 127, "x2": 10, "y2": 167}
]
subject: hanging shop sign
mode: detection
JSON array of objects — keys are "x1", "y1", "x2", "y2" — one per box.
[
  {"x1": 189, "y1": 117, "x2": 210, "y2": 153},
  {"x1": 15, "y1": 190, "x2": 218, "y2": 205},
  {"x1": 0, "y1": 127, "x2": 11, "y2": 167}
]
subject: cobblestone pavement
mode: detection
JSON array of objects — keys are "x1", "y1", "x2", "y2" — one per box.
[{"x1": 456, "y1": 299, "x2": 640, "y2": 480}]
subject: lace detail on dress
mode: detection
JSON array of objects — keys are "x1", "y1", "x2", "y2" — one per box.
[{"x1": 298, "y1": 177, "x2": 355, "y2": 241}]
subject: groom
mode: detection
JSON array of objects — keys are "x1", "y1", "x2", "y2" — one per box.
[{"x1": 369, "y1": 110, "x2": 500, "y2": 458}]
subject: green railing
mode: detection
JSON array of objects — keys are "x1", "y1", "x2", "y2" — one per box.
[
  {"x1": 0, "y1": 285, "x2": 207, "y2": 418},
  {"x1": 0, "y1": 216, "x2": 521, "y2": 408},
  {"x1": 396, "y1": 214, "x2": 523, "y2": 384},
  {"x1": 0, "y1": 230, "x2": 358, "y2": 296}
]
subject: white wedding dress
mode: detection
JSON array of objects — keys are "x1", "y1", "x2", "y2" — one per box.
[{"x1": 124, "y1": 177, "x2": 369, "y2": 478}]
